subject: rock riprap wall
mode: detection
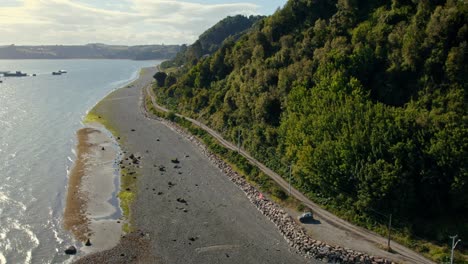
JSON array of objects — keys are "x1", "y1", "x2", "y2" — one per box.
[{"x1": 151, "y1": 114, "x2": 394, "y2": 264}]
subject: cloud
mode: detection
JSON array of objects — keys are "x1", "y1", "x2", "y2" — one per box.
[{"x1": 0, "y1": 0, "x2": 260, "y2": 45}]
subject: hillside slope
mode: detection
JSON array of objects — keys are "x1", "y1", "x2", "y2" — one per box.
[
  {"x1": 156, "y1": 1, "x2": 467, "y2": 261},
  {"x1": 160, "y1": 15, "x2": 264, "y2": 69}
]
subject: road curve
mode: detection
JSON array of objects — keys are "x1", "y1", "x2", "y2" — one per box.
[{"x1": 146, "y1": 83, "x2": 435, "y2": 264}]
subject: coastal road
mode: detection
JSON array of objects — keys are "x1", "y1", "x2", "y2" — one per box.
[
  {"x1": 146, "y1": 82, "x2": 435, "y2": 264},
  {"x1": 78, "y1": 67, "x2": 312, "y2": 264}
]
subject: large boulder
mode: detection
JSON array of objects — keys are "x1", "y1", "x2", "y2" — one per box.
[{"x1": 64, "y1": 246, "x2": 77, "y2": 255}]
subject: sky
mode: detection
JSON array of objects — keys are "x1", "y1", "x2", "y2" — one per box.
[{"x1": 0, "y1": 0, "x2": 287, "y2": 46}]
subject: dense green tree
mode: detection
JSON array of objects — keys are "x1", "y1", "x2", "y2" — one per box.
[
  {"x1": 160, "y1": 15, "x2": 264, "y2": 69},
  {"x1": 156, "y1": 0, "x2": 468, "y2": 248},
  {"x1": 153, "y1": 72, "x2": 167, "y2": 87}
]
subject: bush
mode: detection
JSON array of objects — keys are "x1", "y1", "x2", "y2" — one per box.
[
  {"x1": 166, "y1": 111, "x2": 176, "y2": 121},
  {"x1": 297, "y1": 203, "x2": 306, "y2": 212},
  {"x1": 272, "y1": 187, "x2": 288, "y2": 200}
]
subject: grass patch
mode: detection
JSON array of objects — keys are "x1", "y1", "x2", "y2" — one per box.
[
  {"x1": 84, "y1": 103, "x2": 137, "y2": 233},
  {"x1": 84, "y1": 106, "x2": 120, "y2": 138},
  {"x1": 162, "y1": 67, "x2": 179, "y2": 74},
  {"x1": 118, "y1": 167, "x2": 138, "y2": 227}
]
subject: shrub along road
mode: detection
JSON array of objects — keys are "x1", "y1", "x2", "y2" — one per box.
[{"x1": 147, "y1": 83, "x2": 434, "y2": 264}]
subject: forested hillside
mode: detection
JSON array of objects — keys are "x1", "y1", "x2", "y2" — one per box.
[
  {"x1": 155, "y1": 0, "x2": 467, "y2": 258},
  {"x1": 160, "y1": 15, "x2": 264, "y2": 69}
]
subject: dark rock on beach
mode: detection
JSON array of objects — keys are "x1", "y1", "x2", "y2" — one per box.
[
  {"x1": 65, "y1": 246, "x2": 77, "y2": 255},
  {"x1": 74, "y1": 232, "x2": 155, "y2": 264}
]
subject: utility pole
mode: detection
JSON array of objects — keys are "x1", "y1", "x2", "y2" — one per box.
[
  {"x1": 450, "y1": 235, "x2": 462, "y2": 264},
  {"x1": 237, "y1": 130, "x2": 241, "y2": 153},
  {"x1": 288, "y1": 164, "x2": 292, "y2": 195},
  {"x1": 387, "y1": 214, "x2": 392, "y2": 251}
]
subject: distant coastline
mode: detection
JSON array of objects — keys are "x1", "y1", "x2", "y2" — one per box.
[
  {"x1": 0, "y1": 58, "x2": 168, "y2": 61},
  {"x1": 0, "y1": 44, "x2": 180, "y2": 60}
]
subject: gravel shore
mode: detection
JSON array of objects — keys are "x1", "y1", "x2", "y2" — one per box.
[
  {"x1": 73, "y1": 67, "x2": 311, "y2": 263},
  {"x1": 64, "y1": 125, "x2": 123, "y2": 256}
]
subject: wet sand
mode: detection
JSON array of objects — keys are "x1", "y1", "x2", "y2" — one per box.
[
  {"x1": 64, "y1": 125, "x2": 123, "y2": 254},
  {"x1": 73, "y1": 67, "x2": 311, "y2": 264}
]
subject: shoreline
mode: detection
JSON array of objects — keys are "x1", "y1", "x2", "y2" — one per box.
[
  {"x1": 71, "y1": 66, "x2": 313, "y2": 264},
  {"x1": 83, "y1": 68, "x2": 147, "y2": 122},
  {"x1": 63, "y1": 128, "x2": 93, "y2": 242},
  {"x1": 63, "y1": 124, "x2": 123, "y2": 254},
  {"x1": 63, "y1": 66, "x2": 156, "y2": 260}
]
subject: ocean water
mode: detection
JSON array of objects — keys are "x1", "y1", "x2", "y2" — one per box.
[{"x1": 0, "y1": 59, "x2": 162, "y2": 263}]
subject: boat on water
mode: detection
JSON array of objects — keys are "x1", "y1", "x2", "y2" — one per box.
[
  {"x1": 52, "y1": 70, "x2": 67, "y2": 75},
  {"x1": 3, "y1": 71, "x2": 28, "y2": 77}
]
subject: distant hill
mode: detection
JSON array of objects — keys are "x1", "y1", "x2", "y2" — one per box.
[
  {"x1": 0, "y1": 44, "x2": 181, "y2": 60},
  {"x1": 161, "y1": 15, "x2": 265, "y2": 69}
]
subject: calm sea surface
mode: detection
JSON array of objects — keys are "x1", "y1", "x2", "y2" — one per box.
[{"x1": 0, "y1": 59, "x2": 162, "y2": 263}]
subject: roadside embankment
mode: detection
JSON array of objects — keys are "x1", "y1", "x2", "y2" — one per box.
[{"x1": 144, "y1": 96, "x2": 394, "y2": 264}]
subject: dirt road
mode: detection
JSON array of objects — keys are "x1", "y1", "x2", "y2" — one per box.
[{"x1": 147, "y1": 83, "x2": 434, "y2": 264}]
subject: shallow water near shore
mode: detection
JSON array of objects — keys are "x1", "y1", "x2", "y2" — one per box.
[
  {"x1": 64, "y1": 124, "x2": 123, "y2": 254},
  {"x1": 0, "y1": 59, "x2": 161, "y2": 263}
]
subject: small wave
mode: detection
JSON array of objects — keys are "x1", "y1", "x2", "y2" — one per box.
[
  {"x1": 11, "y1": 222, "x2": 40, "y2": 247},
  {"x1": 108, "y1": 69, "x2": 139, "y2": 89},
  {"x1": 0, "y1": 252, "x2": 6, "y2": 264},
  {"x1": 52, "y1": 227, "x2": 63, "y2": 245},
  {"x1": 0, "y1": 192, "x2": 27, "y2": 211},
  {"x1": 0, "y1": 219, "x2": 39, "y2": 264},
  {"x1": 13, "y1": 221, "x2": 39, "y2": 264},
  {"x1": 47, "y1": 207, "x2": 64, "y2": 245}
]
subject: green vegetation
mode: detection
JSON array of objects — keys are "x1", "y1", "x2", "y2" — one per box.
[
  {"x1": 84, "y1": 110, "x2": 119, "y2": 137},
  {"x1": 145, "y1": 98, "x2": 304, "y2": 210},
  {"x1": 85, "y1": 100, "x2": 135, "y2": 233},
  {"x1": 118, "y1": 167, "x2": 138, "y2": 233},
  {"x1": 155, "y1": 0, "x2": 468, "y2": 262},
  {"x1": 160, "y1": 15, "x2": 264, "y2": 69}
]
